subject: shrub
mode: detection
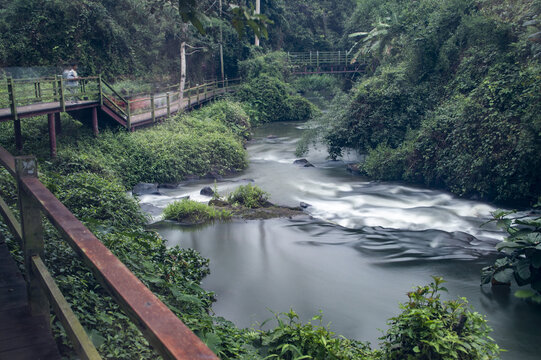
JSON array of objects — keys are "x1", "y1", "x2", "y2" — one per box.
[
  {"x1": 227, "y1": 184, "x2": 269, "y2": 208},
  {"x1": 481, "y1": 209, "x2": 541, "y2": 303},
  {"x1": 162, "y1": 199, "x2": 231, "y2": 224},
  {"x1": 247, "y1": 310, "x2": 375, "y2": 359},
  {"x1": 238, "y1": 51, "x2": 289, "y2": 81},
  {"x1": 44, "y1": 172, "x2": 147, "y2": 228},
  {"x1": 192, "y1": 100, "x2": 251, "y2": 140},
  {"x1": 380, "y1": 276, "x2": 501, "y2": 360}
]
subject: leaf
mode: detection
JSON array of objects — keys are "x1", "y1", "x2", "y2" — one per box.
[
  {"x1": 514, "y1": 289, "x2": 535, "y2": 298},
  {"x1": 493, "y1": 268, "x2": 514, "y2": 283},
  {"x1": 87, "y1": 329, "x2": 106, "y2": 348},
  {"x1": 515, "y1": 259, "x2": 531, "y2": 282},
  {"x1": 495, "y1": 241, "x2": 522, "y2": 251}
]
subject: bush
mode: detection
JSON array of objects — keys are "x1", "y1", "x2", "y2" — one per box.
[
  {"x1": 44, "y1": 172, "x2": 147, "y2": 228},
  {"x1": 247, "y1": 310, "x2": 375, "y2": 359},
  {"x1": 192, "y1": 100, "x2": 251, "y2": 140},
  {"x1": 238, "y1": 51, "x2": 289, "y2": 81},
  {"x1": 236, "y1": 74, "x2": 315, "y2": 124},
  {"x1": 481, "y1": 210, "x2": 541, "y2": 303},
  {"x1": 227, "y1": 184, "x2": 269, "y2": 208},
  {"x1": 162, "y1": 199, "x2": 231, "y2": 224},
  {"x1": 380, "y1": 276, "x2": 501, "y2": 360}
]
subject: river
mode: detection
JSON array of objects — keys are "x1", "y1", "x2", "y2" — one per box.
[{"x1": 142, "y1": 121, "x2": 541, "y2": 359}]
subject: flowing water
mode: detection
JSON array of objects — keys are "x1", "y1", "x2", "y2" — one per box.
[{"x1": 142, "y1": 122, "x2": 541, "y2": 359}]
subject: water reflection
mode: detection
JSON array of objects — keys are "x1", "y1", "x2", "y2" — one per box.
[{"x1": 145, "y1": 122, "x2": 541, "y2": 359}]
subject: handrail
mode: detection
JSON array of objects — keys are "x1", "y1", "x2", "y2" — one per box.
[
  {"x1": 0, "y1": 147, "x2": 218, "y2": 360},
  {"x1": 100, "y1": 79, "x2": 128, "y2": 104}
]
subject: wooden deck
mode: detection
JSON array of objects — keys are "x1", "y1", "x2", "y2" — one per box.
[
  {"x1": 0, "y1": 235, "x2": 61, "y2": 360},
  {"x1": 0, "y1": 100, "x2": 98, "y2": 122}
]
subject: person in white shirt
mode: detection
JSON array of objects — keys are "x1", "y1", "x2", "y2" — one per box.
[{"x1": 66, "y1": 63, "x2": 79, "y2": 103}]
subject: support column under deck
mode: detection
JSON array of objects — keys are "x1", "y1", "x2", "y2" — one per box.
[
  {"x1": 14, "y1": 119, "x2": 22, "y2": 152},
  {"x1": 55, "y1": 112, "x2": 62, "y2": 135},
  {"x1": 91, "y1": 107, "x2": 98, "y2": 136},
  {"x1": 48, "y1": 113, "x2": 57, "y2": 158}
]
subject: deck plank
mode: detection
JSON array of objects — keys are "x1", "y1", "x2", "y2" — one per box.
[{"x1": 0, "y1": 240, "x2": 61, "y2": 360}]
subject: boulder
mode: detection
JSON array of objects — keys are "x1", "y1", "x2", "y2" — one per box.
[
  {"x1": 346, "y1": 163, "x2": 361, "y2": 174},
  {"x1": 299, "y1": 202, "x2": 312, "y2": 209},
  {"x1": 293, "y1": 158, "x2": 314, "y2": 167},
  {"x1": 158, "y1": 183, "x2": 179, "y2": 189},
  {"x1": 133, "y1": 183, "x2": 159, "y2": 195},
  {"x1": 200, "y1": 186, "x2": 215, "y2": 196}
]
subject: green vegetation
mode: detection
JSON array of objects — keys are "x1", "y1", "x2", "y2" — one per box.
[
  {"x1": 163, "y1": 199, "x2": 232, "y2": 224},
  {"x1": 236, "y1": 53, "x2": 317, "y2": 125},
  {"x1": 482, "y1": 209, "x2": 541, "y2": 303},
  {"x1": 381, "y1": 277, "x2": 500, "y2": 360},
  {"x1": 227, "y1": 184, "x2": 270, "y2": 209},
  {"x1": 301, "y1": 0, "x2": 541, "y2": 206}
]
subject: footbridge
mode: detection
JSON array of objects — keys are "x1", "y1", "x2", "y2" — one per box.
[
  {"x1": 287, "y1": 50, "x2": 366, "y2": 75},
  {"x1": 0, "y1": 76, "x2": 240, "y2": 157}
]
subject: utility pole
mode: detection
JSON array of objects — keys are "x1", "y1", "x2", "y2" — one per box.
[
  {"x1": 219, "y1": 0, "x2": 225, "y2": 81},
  {"x1": 254, "y1": 0, "x2": 260, "y2": 46}
]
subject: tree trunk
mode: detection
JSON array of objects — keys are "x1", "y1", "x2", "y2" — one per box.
[
  {"x1": 254, "y1": 0, "x2": 260, "y2": 46},
  {"x1": 180, "y1": 41, "x2": 186, "y2": 104},
  {"x1": 219, "y1": 0, "x2": 224, "y2": 81}
]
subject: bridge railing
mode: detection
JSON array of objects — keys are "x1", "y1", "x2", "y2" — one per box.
[
  {"x1": 1, "y1": 76, "x2": 101, "y2": 119},
  {"x1": 287, "y1": 50, "x2": 366, "y2": 67},
  {"x1": 122, "y1": 77, "x2": 241, "y2": 129},
  {"x1": 0, "y1": 146, "x2": 218, "y2": 360}
]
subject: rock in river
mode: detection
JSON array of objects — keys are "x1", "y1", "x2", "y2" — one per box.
[
  {"x1": 293, "y1": 158, "x2": 314, "y2": 167},
  {"x1": 200, "y1": 186, "x2": 215, "y2": 196}
]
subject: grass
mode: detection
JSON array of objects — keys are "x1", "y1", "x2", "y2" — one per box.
[
  {"x1": 227, "y1": 184, "x2": 269, "y2": 208},
  {"x1": 162, "y1": 199, "x2": 232, "y2": 224}
]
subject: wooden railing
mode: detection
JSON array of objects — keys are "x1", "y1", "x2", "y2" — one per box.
[
  {"x1": 2, "y1": 76, "x2": 101, "y2": 118},
  {"x1": 123, "y1": 77, "x2": 241, "y2": 129},
  {"x1": 0, "y1": 146, "x2": 218, "y2": 360}
]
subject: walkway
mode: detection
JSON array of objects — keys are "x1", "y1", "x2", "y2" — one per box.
[
  {"x1": 0, "y1": 76, "x2": 239, "y2": 157},
  {"x1": 0, "y1": 235, "x2": 61, "y2": 360}
]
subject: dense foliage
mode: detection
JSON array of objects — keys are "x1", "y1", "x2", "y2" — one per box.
[
  {"x1": 236, "y1": 53, "x2": 317, "y2": 124},
  {"x1": 482, "y1": 209, "x2": 541, "y2": 303},
  {"x1": 313, "y1": 0, "x2": 541, "y2": 205},
  {"x1": 381, "y1": 277, "x2": 500, "y2": 360}
]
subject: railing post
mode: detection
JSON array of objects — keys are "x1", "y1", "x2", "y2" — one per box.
[
  {"x1": 7, "y1": 77, "x2": 18, "y2": 121},
  {"x1": 151, "y1": 93, "x2": 155, "y2": 123},
  {"x1": 310, "y1": 51, "x2": 312, "y2": 66},
  {"x1": 166, "y1": 92, "x2": 170, "y2": 117},
  {"x1": 53, "y1": 77, "x2": 58, "y2": 101},
  {"x1": 196, "y1": 85, "x2": 200, "y2": 104},
  {"x1": 338, "y1": 50, "x2": 341, "y2": 65},
  {"x1": 98, "y1": 74, "x2": 103, "y2": 106},
  {"x1": 204, "y1": 84, "x2": 207, "y2": 101},
  {"x1": 127, "y1": 101, "x2": 132, "y2": 131},
  {"x1": 317, "y1": 51, "x2": 319, "y2": 67},
  {"x1": 15, "y1": 156, "x2": 50, "y2": 320},
  {"x1": 59, "y1": 76, "x2": 65, "y2": 112}
]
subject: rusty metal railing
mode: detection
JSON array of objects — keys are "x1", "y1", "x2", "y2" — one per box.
[{"x1": 0, "y1": 146, "x2": 218, "y2": 360}]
